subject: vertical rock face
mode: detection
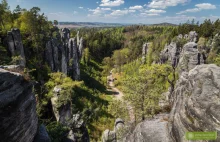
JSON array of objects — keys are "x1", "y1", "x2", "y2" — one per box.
[
  {"x1": 178, "y1": 42, "x2": 204, "y2": 74},
  {"x1": 160, "y1": 42, "x2": 180, "y2": 68},
  {"x1": 51, "y1": 86, "x2": 72, "y2": 125},
  {"x1": 189, "y1": 31, "x2": 198, "y2": 43},
  {"x1": 45, "y1": 30, "x2": 84, "y2": 80},
  {"x1": 169, "y1": 64, "x2": 220, "y2": 142},
  {"x1": 7, "y1": 28, "x2": 26, "y2": 67},
  {"x1": 142, "y1": 43, "x2": 148, "y2": 64},
  {"x1": 61, "y1": 28, "x2": 70, "y2": 43},
  {"x1": 0, "y1": 69, "x2": 38, "y2": 142},
  {"x1": 102, "y1": 118, "x2": 125, "y2": 142}
]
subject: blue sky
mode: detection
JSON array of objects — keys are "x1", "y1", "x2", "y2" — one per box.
[{"x1": 7, "y1": 0, "x2": 220, "y2": 24}]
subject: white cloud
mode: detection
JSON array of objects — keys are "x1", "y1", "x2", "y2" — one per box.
[
  {"x1": 148, "y1": 0, "x2": 189, "y2": 9},
  {"x1": 73, "y1": 11, "x2": 78, "y2": 15},
  {"x1": 140, "y1": 9, "x2": 166, "y2": 16},
  {"x1": 100, "y1": 0, "x2": 124, "y2": 7},
  {"x1": 79, "y1": 7, "x2": 84, "y2": 9},
  {"x1": 177, "y1": 3, "x2": 216, "y2": 14},
  {"x1": 88, "y1": 7, "x2": 111, "y2": 16},
  {"x1": 110, "y1": 10, "x2": 129, "y2": 16},
  {"x1": 195, "y1": 3, "x2": 216, "y2": 10},
  {"x1": 129, "y1": 5, "x2": 143, "y2": 10},
  {"x1": 96, "y1": 1, "x2": 99, "y2": 4},
  {"x1": 146, "y1": 9, "x2": 166, "y2": 14}
]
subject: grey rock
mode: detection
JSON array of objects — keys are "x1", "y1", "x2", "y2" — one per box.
[
  {"x1": 178, "y1": 42, "x2": 204, "y2": 74},
  {"x1": 77, "y1": 31, "x2": 80, "y2": 46},
  {"x1": 51, "y1": 86, "x2": 72, "y2": 125},
  {"x1": 61, "y1": 28, "x2": 70, "y2": 43},
  {"x1": 78, "y1": 37, "x2": 84, "y2": 58},
  {"x1": 34, "y1": 124, "x2": 51, "y2": 142},
  {"x1": 0, "y1": 68, "x2": 38, "y2": 142},
  {"x1": 114, "y1": 118, "x2": 124, "y2": 132},
  {"x1": 124, "y1": 114, "x2": 171, "y2": 142},
  {"x1": 102, "y1": 129, "x2": 116, "y2": 142},
  {"x1": 160, "y1": 42, "x2": 180, "y2": 68},
  {"x1": 184, "y1": 34, "x2": 189, "y2": 40},
  {"x1": 142, "y1": 43, "x2": 149, "y2": 64},
  {"x1": 7, "y1": 28, "x2": 26, "y2": 67},
  {"x1": 177, "y1": 34, "x2": 183, "y2": 39},
  {"x1": 45, "y1": 41, "x2": 55, "y2": 71},
  {"x1": 189, "y1": 31, "x2": 198, "y2": 43},
  {"x1": 169, "y1": 64, "x2": 220, "y2": 142}
]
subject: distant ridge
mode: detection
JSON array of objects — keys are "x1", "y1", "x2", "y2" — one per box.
[
  {"x1": 150, "y1": 22, "x2": 177, "y2": 26},
  {"x1": 58, "y1": 22, "x2": 177, "y2": 28}
]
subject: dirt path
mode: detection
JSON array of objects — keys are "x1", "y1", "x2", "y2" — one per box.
[{"x1": 107, "y1": 73, "x2": 135, "y2": 122}]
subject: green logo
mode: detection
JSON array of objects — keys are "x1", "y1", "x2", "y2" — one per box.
[{"x1": 185, "y1": 132, "x2": 217, "y2": 140}]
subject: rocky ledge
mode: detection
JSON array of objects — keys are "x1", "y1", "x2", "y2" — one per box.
[{"x1": 0, "y1": 69, "x2": 38, "y2": 142}]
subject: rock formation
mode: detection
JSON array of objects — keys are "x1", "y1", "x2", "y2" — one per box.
[
  {"x1": 45, "y1": 29, "x2": 84, "y2": 80},
  {"x1": 51, "y1": 86, "x2": 89, "y2": 142},
  {"x1": 142, "y1": 43, "x2": 149, "y2": 64},
  {"x1": 0, "y1": 68, "x2": 38, "y2": 142},
  {"x1": 178, "y1": 42, "x2": 205, "y2": 74},
  {"x1": 124, "y1": 114, "x2": 171, "y2": 142},
  {"x1": 189, "y1": 31, "x2": 198, "y2": 43},
  {"x1": 102, "y1": 118, "x2": 125, "y2": 142},
  {"x1": 169, "y1": 64, "x2": 220, "y2": 142},
  {"x1": 160, "y1": 42, "x2": 180, "y2": 68},
  {"x1": 7, "y1": 28, "x2": 26, "y2": 67}
]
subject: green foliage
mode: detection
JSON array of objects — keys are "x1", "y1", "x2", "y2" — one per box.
[
  {"x1": 46, "y1": 122, "x2": 69, "y2": 142},
  {"x1": 121, "y1": 63, "x2": 172, "y2": 121}
]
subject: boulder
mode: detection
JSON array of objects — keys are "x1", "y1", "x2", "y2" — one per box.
[
  {"x1": 7, "y1": 28, "x2": 26, "y2": 67},
  {"x1": 169, "y1": 64, "x2": 220, "y2": 142},
  {"x1": 178, "y1": 42, "x2": 204, "y2": 74},
  {"x1": 0, "y1": 68, "x2": 38, "y2": 142},
  {"x1": 123, "y1": 114, "x2": 171, "y2": 142},
  {"x1": 102, "y1": 129, "x2": 116, "y2": 142}
]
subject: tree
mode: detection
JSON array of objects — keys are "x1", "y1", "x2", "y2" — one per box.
[
  {"x1": 122, "y1": 64, "x2": 172, "y2": 122},
  {"x1": 54, "y1": 20, "x2": 58, "y2": 26}
]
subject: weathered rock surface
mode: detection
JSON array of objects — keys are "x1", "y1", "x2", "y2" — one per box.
[
  {"x1": 178, "y1": 42, "x2": 205, "y2": 74},
  {"x1": 124, "y1": 114, "x2": 171, "y2": 142},
  {"x1": 102, "y1": 118, "x2": 125, "y2": 142},
  {"x1": 142, "y1": 43, "x2": 149, "y2": 64},
  {"x1": 45, "y1": 30, "x2": 84, "y2": 80},
  {"x1": 189, "y1": 31, "x2": 198, "y2": 43},
  {"x1": 160, "y1": 42, "x2": 180, "y2": 68},
  {"x1": 51, "y1": 86, "x2": 72, "y2": 125},
  {"x1": 169, "y1": 64, "x2": 220, "y2": 142},
  {"x1": 0, "y1": 68, "x2": 38, "y2": 142},
  {"x1": 7, "y1": 28, "x2": 26, "y2": 67}
]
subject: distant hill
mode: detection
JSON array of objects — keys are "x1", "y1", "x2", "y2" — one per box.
[
  {"x1": 150, "y1": 22, "x2": 177, "y2": 26},
  {"x1": 58, "y1": 22, "x2": 128, "y2": 28},
  {"x1": 58, "y1": 22, "x2": 177, "y2": 29}
]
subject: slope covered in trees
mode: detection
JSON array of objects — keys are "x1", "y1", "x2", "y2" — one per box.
[{"x1": 2, "y1": 0, "x2": 220, "y2": 141}]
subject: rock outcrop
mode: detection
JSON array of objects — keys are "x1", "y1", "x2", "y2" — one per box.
[
  {"x1": 178, "y1": 42, "x2": 205, "y2": 74},
  {"x1": 0, "y1": 68, "x2": 38, "y2": 142},
  {"x1": 160, "y1": 42, "x2": 180, "y2": 68},
  {"x1": 169, "y1": 64, "x2": 220, "y2": 142},
  {"x1": 7, "y1": 28, "x2": 26, "y2": 67},
  {"x1": 102, "y1": 118, "x2": 125, "y2": 142},
  {"x1": 51, "y1": 86, "x2": 89, "y2": 142},
  {"x1": 45, "y1": 29, "x2": 84, "y2": 80},
  {"x1": 124, "y1": 114, "x2": 171, "y2": 142},
  {"x1": 189, "y1": 31, "x2": 198, "y2": 43},
  {"x1": 142, "y1": 43, "x2": 149, "y2": 64}
]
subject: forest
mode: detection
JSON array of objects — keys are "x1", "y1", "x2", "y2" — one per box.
[{"x1": 1, "y1": 0, "x2": 220, "y2": 141}]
